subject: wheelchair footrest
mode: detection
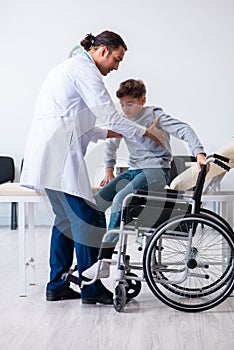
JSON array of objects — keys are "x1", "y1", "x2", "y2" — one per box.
[{"x1": 61, "y1": 268, "x2": 82, "y2": 287}]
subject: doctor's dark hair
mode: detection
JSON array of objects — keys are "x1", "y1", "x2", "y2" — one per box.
[
  {"x1": 80, "y1": 30, "x2": 127, "y2": 52},
  {"x1": 116, "y1": 79, "x2": 147, "y2": 99}
]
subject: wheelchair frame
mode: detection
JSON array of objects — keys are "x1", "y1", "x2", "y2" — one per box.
[{"x1": 65, "y1": 154, "x2": 234, "y2": 313}]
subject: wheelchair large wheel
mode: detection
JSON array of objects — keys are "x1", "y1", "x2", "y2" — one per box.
[
  {"x1": 159, "y1": 210, "x2": 234, "y2": 299},
  {"x1": 200, "y1": 208, "x2": 233, "y2": 235},
  {"x1": 143, "y1": 214, "x2": 234, "y2": 312}
]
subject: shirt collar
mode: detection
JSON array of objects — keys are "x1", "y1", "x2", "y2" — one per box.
[{"x1": 83, "y1": 51, "x2": 93, "y2": 62}]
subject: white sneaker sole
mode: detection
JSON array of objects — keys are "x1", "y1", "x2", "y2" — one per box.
[{"x1": 82, "y1": 262, "x2": 110, "y2": 279}]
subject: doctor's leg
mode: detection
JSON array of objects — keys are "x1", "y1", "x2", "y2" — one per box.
[
  {"x1": 45, "y1": 189, "x2": 78, "y2": 297},
  {"x1": 62, "y1": 193, "x2": 113, "y2": 302}
]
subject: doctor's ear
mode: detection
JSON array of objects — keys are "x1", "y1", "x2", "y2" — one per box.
[{"x1": 99, "y1": 45, "x2": 109, "y2": 57}]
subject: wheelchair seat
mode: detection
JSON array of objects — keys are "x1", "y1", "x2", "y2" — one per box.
[{"x1": 123, "y1": 189, "x2": 192, "y2": 228}]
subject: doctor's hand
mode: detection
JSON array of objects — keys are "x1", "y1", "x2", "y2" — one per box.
[
  {"x1": 99, "y1": 167, "x2": 115, "y2": 187},
  {"x1": 107, "y1": 130, "x2": 123, "y2": 138},
  {"x1": 144, "y1": 118, "x2": 165, "y2": 147}
]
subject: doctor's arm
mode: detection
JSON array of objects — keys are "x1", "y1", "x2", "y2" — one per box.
[{"x1": 107, "y1": 130, "x2": 123, "y2": 138}]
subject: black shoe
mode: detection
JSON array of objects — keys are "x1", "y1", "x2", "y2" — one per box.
[
  {"x1": 82, "y1": 291, "x2": 113, "y2": 305},
  {"x1": 96, "y1": 280, "x2": 113, "y2": 297},
  {"x1": 46, "y1": 287, "x2": 81, "y2": 301}
]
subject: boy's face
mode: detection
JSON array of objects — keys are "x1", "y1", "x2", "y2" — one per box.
[{"x1": 119, "y1": 95, "x2": 146, "y2": 118}]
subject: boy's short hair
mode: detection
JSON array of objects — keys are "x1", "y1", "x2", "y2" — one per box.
[{"x1": 116, "y1": 79, "x2": 146, "y2": 99}]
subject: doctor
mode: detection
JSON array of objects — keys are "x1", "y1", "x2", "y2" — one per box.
[{"x1": 20, "y1": 30, "x2": 164, "y2": 305}]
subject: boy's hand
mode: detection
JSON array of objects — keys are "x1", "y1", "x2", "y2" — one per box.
[
  {"x1": 99, "y1": 168, "x2": 115, "y2": 187},
  {"x1": 144, "y1": 118, "x2": 165, "y2": 147},
  {"x1": 196, "y1": 153, "x2": 210, "y2": 172}
]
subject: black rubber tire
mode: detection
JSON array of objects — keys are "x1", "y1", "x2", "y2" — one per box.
[
  {"x1": 113, "y1": 283, "x2": 127, "y2": 312},
  {"x1": 125, "y1": 272, "x2": 142, "y2": 299}
]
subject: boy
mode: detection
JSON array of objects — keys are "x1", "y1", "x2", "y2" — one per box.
[{"x1": 83, "y1": 78, "x2": 206, "y2": 279}]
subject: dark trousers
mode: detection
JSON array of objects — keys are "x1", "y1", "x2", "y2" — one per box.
[{"x1": 45, "y1": 189, "x2": 106, "y2": 298}]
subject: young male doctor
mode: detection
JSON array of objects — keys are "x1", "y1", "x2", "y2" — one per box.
[{"x1": 20, "y1": 30, "x2": 165, "y2": 305}]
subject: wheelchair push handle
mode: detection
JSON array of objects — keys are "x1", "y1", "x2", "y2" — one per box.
[
  {"x1": 206, "y1": 153, "x2": 231, "y2": 172},
  {"x1": 210, "y1": 153, "x2": 230, "y2": 164},
  {"x1": 214, "y1": 159, "x2": 231, "y2": 172}
]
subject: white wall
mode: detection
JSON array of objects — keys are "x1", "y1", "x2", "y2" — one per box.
[{"x1": 0, "y1": 0, "x2": 234, "y2": 224}]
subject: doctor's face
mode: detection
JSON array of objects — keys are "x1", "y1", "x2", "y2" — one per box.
[{"x1": 96, "y1": 46, "x2": 125, "y2": 76}]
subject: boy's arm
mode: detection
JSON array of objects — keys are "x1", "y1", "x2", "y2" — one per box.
[{"x1": 157, "y1": 111, "x2": 206, "y2": 167}]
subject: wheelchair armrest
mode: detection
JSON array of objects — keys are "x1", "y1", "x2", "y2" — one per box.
[{"x1": 135, "y1": 188, "x2": 185, "y2": 200}]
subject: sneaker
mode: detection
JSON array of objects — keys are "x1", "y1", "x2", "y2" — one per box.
[{"x1": 82, "y1": 261, "x2": 110, "y2": 279}]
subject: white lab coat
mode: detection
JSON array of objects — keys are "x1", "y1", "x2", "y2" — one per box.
[{"x1": 20, "y1": 52, "x2": 146, "y2": 203}]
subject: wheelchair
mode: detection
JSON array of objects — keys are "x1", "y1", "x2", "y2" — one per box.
[{"x1": 65, "y1": 154, "x2": 234, "y2": 313}]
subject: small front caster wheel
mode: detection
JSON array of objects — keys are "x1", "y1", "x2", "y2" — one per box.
[
  {"x1": 125, "y1": 272, "x2": 142, "y2": 299},
  {"x1": 114, "y1": 284, "x2": 126, "y2": 312}
]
